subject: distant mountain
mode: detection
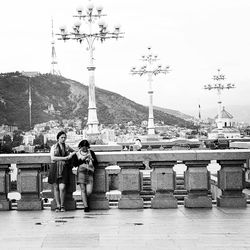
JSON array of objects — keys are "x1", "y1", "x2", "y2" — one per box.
[
  {"x1": 154, "y1": 106, "x2": 196, "y2": 121},
  {"x1": 0, "y1": 72, "x2": 194, "y2": 130}
]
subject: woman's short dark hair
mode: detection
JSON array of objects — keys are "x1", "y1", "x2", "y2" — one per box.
[
  {"x1": 78, "y1": 139, "x2": 90, "y2": 148},
  {"x1": 56, "y1": 131, "x2": 66, "y2": 140}
]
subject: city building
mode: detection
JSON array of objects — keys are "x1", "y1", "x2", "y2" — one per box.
[
  {"x1": 23, "y1": 133, "x2": 36, "y2": 145},
  {"x1": 43, "y1": 103, "x2": 61, "y2": 116},
  {"x1": 208, "y1": 106, "x2": 241, "y2": 139},
  {"x1": 101, "y1": 129, "x2": 116, "y2": 144},
  {"x1": 215, "y1": 106, "x2": 234, "y2": 128}
]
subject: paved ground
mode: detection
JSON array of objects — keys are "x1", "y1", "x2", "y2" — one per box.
[{"x1": 1, "y1": 206, "x2": 250, "y2": 250}]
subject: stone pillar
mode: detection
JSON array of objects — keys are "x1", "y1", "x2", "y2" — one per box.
[
  {"x1": 65, "y1": 168, "x2": 77, "y2": 210},
  {"x1": 0, "y1": 164, "x2": 11, "y2": 210},
  {"x1": 150, "y1": 161, "x2": 177, "y2": 208},
  {"x1": 184, "y1": 161, "x2": 212, "y2": 208},
  {"x1": 118, "y1": 161, "x2": 144, "y2": 209},
  {"x1": 217, "y1": 160, "x2": 246, "y2": 207},
  {"x1": 147, "y1": 73, "x2": 155, "y2": 135},
  {"x1": 17, "y1": 164, "x2": 43, "y2": 210},
  {"x1": 51, "y1": 167, "x2": 77, "y2": 211},
  {"x1": 86, "y1": 65, "x2": 99, "y2": 136},
  {"x1": 89, "y1": 162, "x2": 109, "y2": 210}
]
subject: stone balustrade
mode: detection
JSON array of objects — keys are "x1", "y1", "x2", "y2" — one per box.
[
  {"x1": 118, "y1": 139, "x2": 202, "y2": 150},
  {"x1": 0, "y1": 149, "x2": 249, "y2": 211}
]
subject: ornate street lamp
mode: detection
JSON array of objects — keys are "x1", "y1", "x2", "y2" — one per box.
[
  {"x1": 130, "y1": 47, "x2": 170, "y2": 136},
  {"x1": 58, "y1": 1, "x2": 123, "y2": 138},
  {"x1": 204, "y1": 69, "x2": 235, "y2": 131}
]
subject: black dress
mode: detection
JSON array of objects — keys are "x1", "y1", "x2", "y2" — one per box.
[{"x1": 48, "y1": 143, "x2": 73, "y2": 185}]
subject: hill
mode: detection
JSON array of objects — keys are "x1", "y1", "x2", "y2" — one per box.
[
  {"x1": 154, "y1": 106, "x2": 195, "y2": 121},
  {"x1": 0, "y1": 72, "x2": 194, "y2": 130}
]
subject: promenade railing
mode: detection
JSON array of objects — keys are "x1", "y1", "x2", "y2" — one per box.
[{"x1": 0, "y1": 149, "x2": 249, "y2": 210}]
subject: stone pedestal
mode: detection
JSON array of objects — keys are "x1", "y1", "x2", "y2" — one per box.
[
  {"x1": 17, "y1": 195, "x2": 43, "y2": 210},
  {"x1": 118, "y1": 192, "x2": 144, "y2": 209},
  {"x1": 0, "y1": 164, "x2": 11, "y2": 210},
  {"x1": 118, "y1": 162, "x2": 144, "y2": 209},
  {"x1": 0, "y1": 197, "x2": 11, "y2": 210},
  {"x1": 184, "y1": 161, "x2": 212, "y2": 208},
  {"x1": 89, "y1": 162, "x2": 109, "y2": 210},
  {"x1": 150, "y1": 161, "x2": 177, "y2": 208},
  {"x1": 184, "y1": 191, "x2": 212, "y2": 207},
  {"x1": 151, "y1": 192, "x2": 177, "y2": 208},
  {"x1": 217, "y1": 160, "x2": 247, "y2": 207},
  {"x1": 17, "y1": 164, "x2": 43, "y2": 210},
  {"x1": 217, "y1": 193, "x2": 246, "y2": 207}
]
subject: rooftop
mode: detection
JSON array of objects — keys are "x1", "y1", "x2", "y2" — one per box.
[{"x1": 215, "y1": 106, "x2": 234, "y2": 119}]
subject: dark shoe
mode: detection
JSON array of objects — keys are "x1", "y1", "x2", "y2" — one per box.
[
  {"x1": 55, "y1": 206, "x2": 60, "y2": 212},
  {"x1": 84, "y1": 207, "x2": 90, "y2": 212},
  {"x1": 60, "y1": 206, "x2": 66, "y2": 212}
]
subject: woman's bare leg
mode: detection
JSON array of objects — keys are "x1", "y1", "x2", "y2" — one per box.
[
  {"x1": 86, "y1": 182, "x2": 93, "y2": 210},
  {"x1": 59, "y1": 183, "x2": 66, "y2": 207},
  {"x1": 80, "y1": 184, "x2": 88, "y2": 208},
  {"x1": 86, "y1": 182, "x2": 93, "y2": 197},
  {"x1": 53, "y1": 183, "x2": 60, "y2": 208}
]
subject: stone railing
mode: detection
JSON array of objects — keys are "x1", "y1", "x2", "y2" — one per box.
[
  {"x1": 0, "y1": 149, "x2": 250, "y2": 211},
  {"x1": 117, "y1": 139, "x2": 202, "y2": 150}
]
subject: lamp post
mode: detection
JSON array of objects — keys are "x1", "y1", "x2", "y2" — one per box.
[
  {"x1": 58, "y1": 1, "x2": 123, "y2": 139},
  {"x1": 204, "y1": 69, "x2": 235, "y2": 132},
  {"x1": 130, "y1": 47, "x2": 170, "y2": 136},
  {"x1": 21, "y1": 71, "x2": 40, "y2": 130}
]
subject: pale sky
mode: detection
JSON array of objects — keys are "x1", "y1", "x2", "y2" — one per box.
[{"x1": 1, "y1": 0, "x2": 250, "y2": 119}]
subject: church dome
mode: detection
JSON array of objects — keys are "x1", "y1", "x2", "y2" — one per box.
[{"x1": 214, "y1": 106, "x2": 233, "y2": 119}]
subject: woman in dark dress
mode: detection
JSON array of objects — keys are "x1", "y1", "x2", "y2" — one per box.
[
  {"x1": 72, "y1": 139, "x2": 97, "y2": 212},
  {"x1": 48, "y1": 131, "x2": 75, "y2": 212}
]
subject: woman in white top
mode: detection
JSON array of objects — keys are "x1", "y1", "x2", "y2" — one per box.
[{"x1": 71, "y1": 139, "x2": 97, "y2": 212}]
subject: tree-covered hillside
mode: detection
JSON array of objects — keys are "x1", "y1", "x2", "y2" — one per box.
[{"x1": 0, "y1": 72, "x2": 194, "y2": 130}]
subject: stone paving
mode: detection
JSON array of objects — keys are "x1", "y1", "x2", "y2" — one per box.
[{"x1": 1, "y1": 206, "x2": 250, "y2": 250}]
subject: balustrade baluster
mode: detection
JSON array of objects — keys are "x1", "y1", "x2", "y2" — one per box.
[
  {"x1": 217, "y1": 160, "x2": 247, "y2": 207},
  {"x1": 17, "y1": 163, "x2": 43, "y2": 210},
  {"x1": 117, "y1": 161, "x2": 144, "y2": 209},
  {"x1": 0, "y1": 164, "x2": 11, "y2": 210},
  {"x1": 184, "y1": 160, "x2": 212, "y2": 208},
  {"x1": 150, "y1": 161, "x2": 178, "y2": 208}
]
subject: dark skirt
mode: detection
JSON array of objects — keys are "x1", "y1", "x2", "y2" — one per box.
[
  {"x1": 77, "y1": 169, "x2": 93, "y2": 185},
  {"x1": 48, "y1": 162, "x2": 71, "y2": 185}
]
